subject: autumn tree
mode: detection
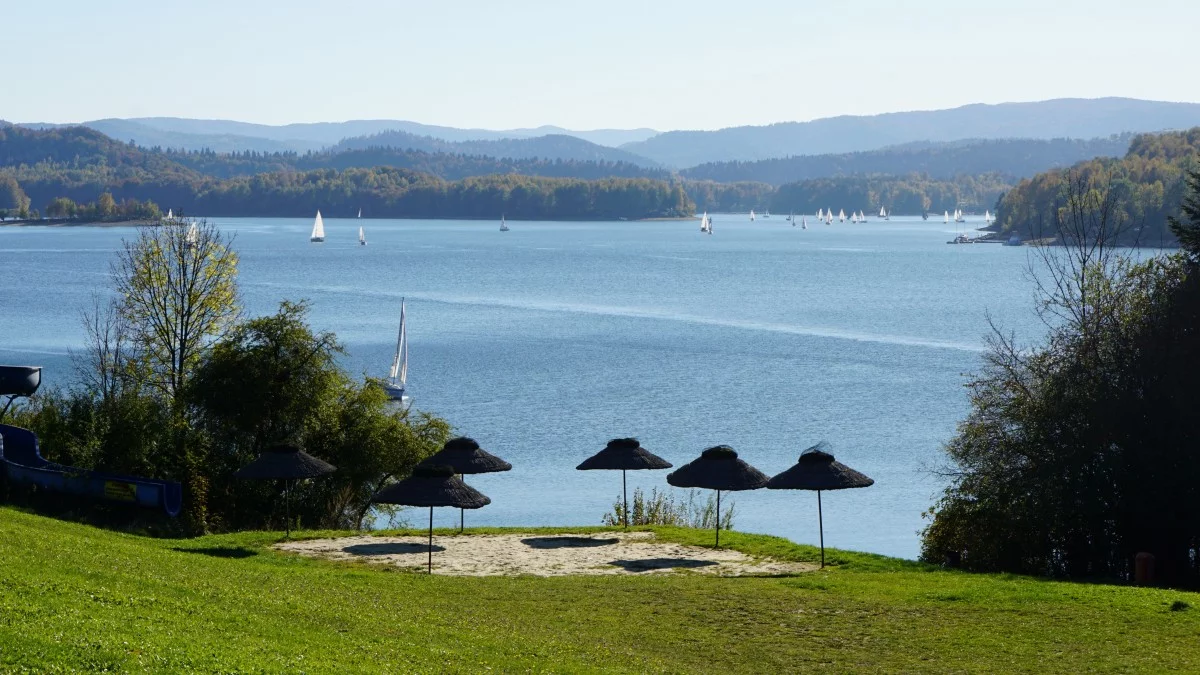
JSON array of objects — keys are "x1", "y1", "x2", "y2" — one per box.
[{"x1": 113, "y1": 219, "x2": 240, "y2": 404}]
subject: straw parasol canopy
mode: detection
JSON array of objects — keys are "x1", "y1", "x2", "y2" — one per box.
[
  {"x1": 234, "y1": 443, "x2": 337, "y2": 537},
  {"x1": 767, "y1": 442, "x2": 874, "y2": 568},
  {"x1": 235, "y1": 444, "x2": 336, "y2": 480},
  {"x1": 577, "y1": 438, "x2": 672, "y2": 528},
  {"x1": 666, "y1": 445, "x2": 769, "y2": 546},
  {"x1": 420, "y1": 437, "x2": 511, "y2": 475},
  {"x1": 418, "y1": 437, "x2": 510, "y2": 531},
  {"x1": 372, "y1": 464, "x2": 491, "y2": 573}
]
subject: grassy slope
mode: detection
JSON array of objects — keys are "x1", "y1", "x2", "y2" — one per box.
[{"x1": 1, "y1": 508, "x2": 1197, "y2": 673}]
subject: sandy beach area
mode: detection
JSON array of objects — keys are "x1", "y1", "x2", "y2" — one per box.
[{"x1": 277, "y1": 531, "x2": 815, "y2": 577}]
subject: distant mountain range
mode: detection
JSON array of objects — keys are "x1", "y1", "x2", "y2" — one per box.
[
  {"x1": 622, "y1": 98, "x2": 1200, "y2": 167},
  {"x1": 18, "y1": 117, "x2": 659, "y2": 153},
  {"x1": 332, "y1": 130, "x2": 659, "y2": 167},
  {"x1": 14, "y1": 97, "x2": 1200, "y2": 173},
  {"x1": 681, "y1": 135, "x2": 1136, "y2": 185}
]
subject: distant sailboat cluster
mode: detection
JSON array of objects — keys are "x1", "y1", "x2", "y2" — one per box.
[{"x1": 700, "y1": 212, "x2": 713, "y2": 234}]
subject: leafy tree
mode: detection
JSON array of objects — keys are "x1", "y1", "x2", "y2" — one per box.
[
  {"x1": 112, "y1": 220, "x2": 240, "y2": 403},
  {"x1": 922, "y1": 172, "x2": 1200, "y2": 586},
  {"x1": 45, "y1": 196, "x2": 77, "y2": 218},
  {"x1": 187, "y1": 301, "x2": 449, "y2": 531},
  {"x1": 97, "y1": 192, "x2": 116, "y2": 217}
]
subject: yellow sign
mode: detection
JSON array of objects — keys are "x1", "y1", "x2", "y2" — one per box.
[{"x1": 104, "y1": 481, "x2": 137, "y2": 502}]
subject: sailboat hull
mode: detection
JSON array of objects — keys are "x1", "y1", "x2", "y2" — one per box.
[{"x1": 310, "y1": 237, "x2": 324, "y2": 243}]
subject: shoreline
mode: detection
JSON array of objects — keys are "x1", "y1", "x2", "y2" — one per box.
[
  {"x1": 1, "y1": 216, "x2": 698, "y2": 226},
  {"x1": 0, "y1": 218, "x2": 158, "y2": 228}
]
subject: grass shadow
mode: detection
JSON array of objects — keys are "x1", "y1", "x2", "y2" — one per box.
[
  {"x1": 172, "y1": 546, "x2": 257, "y2": 559},
  {"x1": 344, "y1": 542, "x2": 445, "y2": 555},
  {"x1": 522, "y1": 536, "x2": 621, "y2": 549},
  {"x1": 610, "y1": 558, "x2": 718, "y2": 572}
]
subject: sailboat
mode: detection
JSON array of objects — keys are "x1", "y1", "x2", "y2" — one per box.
[
  {"x1": 749, "y1": 209, "x2": 756, "y2": 221},
  {"x1": 358, "y1": 225, "x2": 366, "y2": 246},
  {"x1": 787, "y1": 211, "x2": 793, "y2": 222},
  {"x1": 944, "y1": 210, "x2": 950, "y2": 224},
  {"x1": 165, "y1": 208, "x2": 173, "y2": 220},
  {"x1": 309, "y1": 210, "x2": 325, "y2": 243},
  {"x1": 801, "y1": 217, "x2": 808, "y2": 230},
  {"x1": 838, "y1": 208, "x2": 846, "y2": 223},
  {"x1": 879, "y1": 206, "x2": 886, "y2": 218},
  {"x1": 955, "y1": 209, "x2": 965, "y2": 223},
  {"x1": 383, "y1": 300, "x2": 411, "y2": 406},
  {"x1": 185, "y1": 221, "x2": 198, "y2": 249},
  {"x1": 500, "y1": 215, "x2": 509, "y2": 232},
  {"x1": 817, "y1": 208, "x2": 824, "y2": 220},
  {"x1": 984, "y1": 210, "x2": 992, "y2": 224},
  {"x1": 700, "y1": 212, "x2": 711, "y2": 234},
  {"x1": 357, "y1": 208, "x2": 362, "y2": 219}
]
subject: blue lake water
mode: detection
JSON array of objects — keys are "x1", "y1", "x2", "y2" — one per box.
[{"x1": 0, "y1": 215, "x2": 1044, "y2": 559}]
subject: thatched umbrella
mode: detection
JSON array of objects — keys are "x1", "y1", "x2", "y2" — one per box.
[
  {"x1": 767, "y1": 442, "x2": 874, "y2": 568},
  {"x1": 577, "y1": 438, "x2": 672, "y2": 528},
  {"x1": 666, "y1": 445, "x2": 769, "y2": 547},
  {"x1": 234, "y1": 443, "x2": 336, "y2": 537},
  {"x1": 418, "y1": 437, "x2": 510, "y2": 532},
  {"x1": 372, "y1": 464, "x2": 491, "y2": 573}
]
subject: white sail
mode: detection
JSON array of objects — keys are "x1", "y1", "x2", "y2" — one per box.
[
  {"x1": 749, "y1": 209, "x2": 756, "y2": 221},
  {"x1": 984, "y1": 210, "x2": 991, "y2": 223},
  {"x1": 500, "y1": 215, "x2": 509, "y2": 231},
  {"x1": 185, "y1": 222, "x2": 198, "y2": 247},
  {"x1": 357, "y1": 208, "x2": 362, "y2": 218},
  {"x1": 817, "y1": 208, "x2": 823, "y2": 220},
  {"x1": 389, "y1": 302, "x2": 408, "y2": 386},
  {"x1": 802, "y1": 217, "x2": 807, "y2": 229},
  {"x1": 358, "y1": 225, "x2": 366, "y2": 245},
  {"x1": 879, "y1": 206, "x2": 886, "y2": 218},
  {"x1": 166, "y1": 208, "x2": 173, "y2": 219},
  {"x1": 310, "y1": 210, "x2": 325, "y2": 242},
  {"x1": 944, "y1": 210, "x2": 950, "y2": 224}
]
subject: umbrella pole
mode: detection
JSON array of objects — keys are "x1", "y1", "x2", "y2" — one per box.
[
  {"x1": 622, "y1": 469, "x2": 628, "y2": 529},
  {"x1": 817, "y1": 490, "x2": 825, "y2": 569},
  {"x1": 428, "y1": 506, "x2": 434, "y2": 574},
  {"x1": 460, "y1": 475, "x2": 465, "y2": 534},
  {"x1": 715, "y1": 490, "x2": 721, "y2": 548},
  {"x1": 285, "y1": 479, "x2": 291, "y2": 539}
]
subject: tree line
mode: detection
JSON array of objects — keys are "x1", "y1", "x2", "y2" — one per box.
[
  {"x1": 0, "y1": 125, "x2": 694, "y2": 220},
  {"x1": 769, "y1": 173, "x2": 1013, "y2": 215},
  {"x1": 994, "y1": 127, "x2": 1200, "y2": 244}
]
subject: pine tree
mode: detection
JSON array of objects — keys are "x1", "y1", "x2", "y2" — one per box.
[{"x1": 1168, "y1": 166, "x2": 1200, "y2": 258}]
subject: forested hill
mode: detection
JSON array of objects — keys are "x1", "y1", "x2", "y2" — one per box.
[
  {"x1": 994, "y1": 127, "x2": 1200, "y2": 244},
  {"x1": 624, "y1": 98, "x2": 1200, "y2": 167},
  {"x1": 682, "y1": 136, "x2": 1133, "y2": 186},
  {"x1": 164, "y1": 147, "x2": 671, "y2": 182},
  {"x1": 333, "y1": 130, "x2": 659, "y2": 167},
  {"x1": 0, "y1": 125, "x2": 693, "y2": 220}
]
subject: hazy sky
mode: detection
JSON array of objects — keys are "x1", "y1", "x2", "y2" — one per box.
[{"x1": 8, "y1": 0, "x2": 1197, "y2": 130}]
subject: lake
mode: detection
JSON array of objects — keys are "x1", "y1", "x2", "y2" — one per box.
[{"x1": 0, "y1": 215, "x2": 1044, "y2": 559}]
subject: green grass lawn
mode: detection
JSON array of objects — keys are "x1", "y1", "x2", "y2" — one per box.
[{"x1": 1, "y1": 507, "x2": 1197, "y2": 673}]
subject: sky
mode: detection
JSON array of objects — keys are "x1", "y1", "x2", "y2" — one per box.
[{"x1": 7, "y1": 0, "x2": 1199, "y2": 131}]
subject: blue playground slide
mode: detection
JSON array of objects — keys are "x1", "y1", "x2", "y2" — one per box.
[{"x1": 0, "y1": 365, "x2": 182, "y2": 517}]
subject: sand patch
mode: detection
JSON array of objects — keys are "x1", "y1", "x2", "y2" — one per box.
[{"x1": 276, "y1": 532, "x2": 815, "y2": 577}]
